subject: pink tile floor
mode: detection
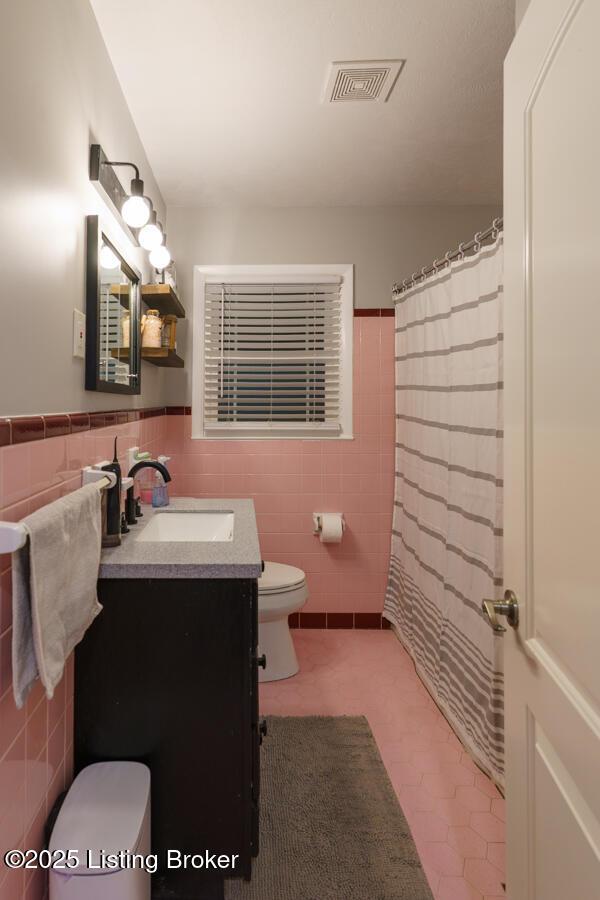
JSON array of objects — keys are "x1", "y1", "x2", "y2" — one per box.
[{"x1": 260, "y1": 630, "x2": 506, "y2": 900}]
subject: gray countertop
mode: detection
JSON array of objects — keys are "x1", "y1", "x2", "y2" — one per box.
[{"x1": 99, "y1": 498, "x2": 262, "y2": 579}]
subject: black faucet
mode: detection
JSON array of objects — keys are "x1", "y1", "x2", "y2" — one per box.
[{"x1": 126, "y1": 460, "x2": 172, "y2": 525}]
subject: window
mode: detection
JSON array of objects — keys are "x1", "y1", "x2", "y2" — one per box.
[{"x1": 193, "y1": 265, "x2": 353, "y2": 438}]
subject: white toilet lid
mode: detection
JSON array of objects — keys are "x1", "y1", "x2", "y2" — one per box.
[{"x1": 259, "y1": 561, "x2": 306, "y2": 594}]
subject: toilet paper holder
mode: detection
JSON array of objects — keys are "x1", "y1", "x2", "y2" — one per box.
[{"x1": 312, "y1": 513, "x2": 345, "y2": 536}]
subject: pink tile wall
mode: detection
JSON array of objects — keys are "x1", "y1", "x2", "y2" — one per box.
[
  {"x1": 0, "y1": 317, "x2": 395, "y2": 897},
  {"x1": 0, "y1": 415, "x2": 168, "y2": 900},
  {"x1": 165, "y1": 317, "x2": 396, "y2": 614}
]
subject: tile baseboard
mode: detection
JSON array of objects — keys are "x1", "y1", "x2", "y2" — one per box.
[{"x1": 289, "y1": 612, "x2": 390, "y2": 630}]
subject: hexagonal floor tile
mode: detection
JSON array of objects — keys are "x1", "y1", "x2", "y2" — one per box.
[
  {"x1": 464, "y1": 858, "x2": 505, "y2": 895},
  {"x1": 419, "y1": 841, "x2": 465, "y2": 877},
  {"x1": 455, "y1": 785, "x2": 492, "y2": 813},
  {"x1": 470, "y1": 812, "x2": 506, "y2": 843},
  {"x1": 447, "y1": 826, "x2": 487, "y2": 859},
  {"x1": 486, "y1": 842, "x2": 506, "y2": 873}
]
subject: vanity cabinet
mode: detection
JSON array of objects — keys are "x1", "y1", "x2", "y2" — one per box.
[{"x1": 75, "y1": 576, "x2": 260, "y2": 900}]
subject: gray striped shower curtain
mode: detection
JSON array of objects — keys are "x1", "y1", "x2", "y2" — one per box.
[{"x1": 384, "y1": 236, "x2": 504, "y2": 785}]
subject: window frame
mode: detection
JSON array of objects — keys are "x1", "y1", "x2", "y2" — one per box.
[{"x1": 192, "y1": 264, "x2": 354, "y2": 440}]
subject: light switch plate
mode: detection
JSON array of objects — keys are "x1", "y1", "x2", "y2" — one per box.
[{"x1": 73, "y1": 309, "x2": 85, "y2": 358}]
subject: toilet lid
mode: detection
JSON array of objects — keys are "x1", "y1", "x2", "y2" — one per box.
[{"x1": 259, "y1": 561, "x2": 306, "y2": 594}]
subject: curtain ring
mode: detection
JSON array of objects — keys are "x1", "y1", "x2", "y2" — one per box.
[
  {"x1": 491, "y1": 217, "x2": 501, "y2": 240},
  {"x1": 444, "y1": 250, "x2": 453, "y2": 268},
  {"x1": 402, "y1": 278, "x2": 410, "y2": 290},
  {"x1": 411, "y1": 272, "x2": 419, "y2": 286},
  {"x1": 420, "y1": 266, "x2": 428, "y2": 281},
  {"x1": 457, "y1": 242, "x2": 467, "y2": 261},
  {"x1": 473, "y1": 231, "x2": 483, "y2": 253}
]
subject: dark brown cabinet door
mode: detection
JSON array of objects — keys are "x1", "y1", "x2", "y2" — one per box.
[{"x1": 75, "y1": 577, "x2": 258, "y2": 900}]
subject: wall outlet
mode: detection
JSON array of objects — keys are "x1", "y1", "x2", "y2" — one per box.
[{"x1": 73, "y1": 309, "x2": 86, "y2": 358}]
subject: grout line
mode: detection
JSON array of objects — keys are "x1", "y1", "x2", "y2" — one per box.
[{"x1": 0, "y1": 717, "x2": 27, "y2": 763}]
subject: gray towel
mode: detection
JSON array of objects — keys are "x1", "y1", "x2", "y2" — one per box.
[{"x1": 12, "y1": 483, "x2": 103, "y2": 708}]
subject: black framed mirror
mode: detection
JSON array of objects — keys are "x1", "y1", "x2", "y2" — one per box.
[{"x1": 85, "y1": 215, "x2": 141, "y2": 394}]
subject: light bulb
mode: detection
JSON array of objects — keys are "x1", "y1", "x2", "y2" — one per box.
[
  {"x1": 138, "y1": 221, "x2": 163, "y2": 251},
  {"x1": 149, "y1": 244, "x2": 171, "y2": 270},
  {"x1": 121, "y1": 194, "x2": 151, "y2": 228},
  {"x1": 100, "y1": 244, "x2": 120, "y2": 269}
]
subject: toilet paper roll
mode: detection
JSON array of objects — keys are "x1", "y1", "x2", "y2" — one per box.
[{"x1": 319, "y1": 513, "x2": 344, "y2": 544}]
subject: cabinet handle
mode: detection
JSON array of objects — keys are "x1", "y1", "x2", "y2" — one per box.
[{"x1": 255, "y1": 654, "x2": 267, "y2": 669}]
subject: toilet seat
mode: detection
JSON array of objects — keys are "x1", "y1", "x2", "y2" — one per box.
[
  {"x1": 258, "y1": 562, "x2": 306, "y2": 594},
  {"x1": 259, "y1": 583, "x2": 307, "y2": 618}
]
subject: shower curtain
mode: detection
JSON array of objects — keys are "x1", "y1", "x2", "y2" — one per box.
[{"x1": 384, "y1": 235, "x2": 504, "y2": 785}]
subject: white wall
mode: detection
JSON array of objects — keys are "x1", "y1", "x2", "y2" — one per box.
[
  {"x1": 515, "y1": 0, "x2": 531, "y2": 28},
  {"x1": 166, "y1": 204, "x2": 501, "y2": 404},
  {"x1": 0, "y1": 0, "x2": 167, "y2": 416}
]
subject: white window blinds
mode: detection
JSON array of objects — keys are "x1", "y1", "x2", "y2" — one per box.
[{"x1": 202, "y1": 277, "x2": 344, "y2": 435}]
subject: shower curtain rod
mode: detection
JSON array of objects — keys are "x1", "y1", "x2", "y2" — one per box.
[{"x1": 393, "y1": 216, "x2": 503, "y2": 298}]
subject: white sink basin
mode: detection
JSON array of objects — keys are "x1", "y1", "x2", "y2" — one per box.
[{"x1": 137, "y1": 511, "x2": 234, "y2": 542}]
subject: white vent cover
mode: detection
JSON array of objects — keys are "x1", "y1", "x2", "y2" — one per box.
[{"x1": 324, "y1": 59, "x2": 405, "y2": 103}]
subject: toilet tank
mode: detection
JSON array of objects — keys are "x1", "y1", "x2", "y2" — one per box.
[{"x1": 49, "y1": 761, "x2": 151, "y2": 900}]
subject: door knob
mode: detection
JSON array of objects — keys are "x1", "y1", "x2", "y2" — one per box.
[
  {"x1": 255, "y1": 654, "x2": 267, "y2": 669},
  {"x1": 481, "y1": 590, "x2": 519, "y2": 632}
]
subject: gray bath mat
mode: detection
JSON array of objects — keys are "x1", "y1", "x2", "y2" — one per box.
[{"x1": 226, "y1": 716, "x2": 434, "y2": 900}]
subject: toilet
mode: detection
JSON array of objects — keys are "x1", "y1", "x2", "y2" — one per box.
[{"x1": 258, "y1": 562, "x2": 308, "y2": 682}]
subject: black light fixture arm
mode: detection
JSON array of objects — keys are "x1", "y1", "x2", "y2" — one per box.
[
  {"x1": 102, "y1": 160, "x2": 141, "y2": 180},
  {"x1": 102, "y1": 159, "x2": 146, "y2": 201}
]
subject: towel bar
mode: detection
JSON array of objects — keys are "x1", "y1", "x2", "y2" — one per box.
[
  {"x1": 0, "y1": 521, "x2": 28, "y2": 552},
  {"x1": 0, "y1": 469, "x2": 116, "y2": 553}
]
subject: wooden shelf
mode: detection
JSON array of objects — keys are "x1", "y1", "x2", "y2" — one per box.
[
  {"x1": 111, "y1": 348, "x2": 184, "y2": 368},
  {"x1": 141, "y1": 348, "x2": 184, "y2": 368},
  {"x1": 141, "y1": 284, "x2": 185, "y2": 318}
]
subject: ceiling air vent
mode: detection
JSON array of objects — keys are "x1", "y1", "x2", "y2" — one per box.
[{"x1": 324, "y1": 59, "x2": 405, "y2": 104}]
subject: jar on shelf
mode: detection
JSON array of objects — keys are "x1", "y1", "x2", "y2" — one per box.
[
  {"x1": 141, "y1": 309, "x2": 163, "y2": 348},
  {"x1": 121, "y1": 311, "x2": 130, "y2": 348},
  {"x1": 161, "y1": 315, "x2": 177, "y2": 350}
]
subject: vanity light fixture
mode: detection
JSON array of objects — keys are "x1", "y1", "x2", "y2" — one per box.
[
  {"x1": 138, "y1": 210, "x2": 164, "y2": 251},
  {"x1": 99, "y1": 243, "x2": 120, "y2": 269},
  {"x1": 90, "y1": 145, "x2": 175, "y2": 271},
  {"x1": 101, "y1": 158, "x2": 151, "y2": 228}
]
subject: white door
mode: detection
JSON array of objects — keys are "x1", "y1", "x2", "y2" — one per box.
[{"x1": 503, "y1": 0, "x2": 600, "y2": 897}]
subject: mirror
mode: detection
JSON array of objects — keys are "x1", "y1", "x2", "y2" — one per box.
[{"x1": 85, "y1": 215, "x2": 141, "y2": 394}]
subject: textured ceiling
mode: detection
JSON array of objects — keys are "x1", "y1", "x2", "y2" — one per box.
[{"x1": 90, "y1": 0, "x2": 514, "y2": 207}]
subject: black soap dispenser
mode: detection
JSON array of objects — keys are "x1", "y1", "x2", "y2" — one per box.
[{"x1": 101, "y1": 437, "x2": 122, "y2": 547}]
